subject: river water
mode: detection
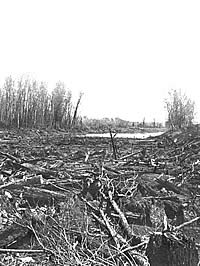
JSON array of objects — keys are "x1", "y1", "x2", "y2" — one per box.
[{"x1": 83, "y1": 131, "x2": 164, "y2": 139}]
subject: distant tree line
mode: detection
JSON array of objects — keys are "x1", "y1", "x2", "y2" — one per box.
[
  {"x1": 82, "y1": 117, "x2": 163, "y2": 132},
  {"x1": 0, "y1": 76, "x2": 82, "y2": 129}
]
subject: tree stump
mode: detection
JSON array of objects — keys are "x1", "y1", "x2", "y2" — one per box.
[{"x1": 146, "y1": 232, "x2": 199, "y2": 266}]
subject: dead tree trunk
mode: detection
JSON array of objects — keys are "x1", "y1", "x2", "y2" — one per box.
[{"x1": 146, "y1": 232, "x2": 199, "y2": 266}]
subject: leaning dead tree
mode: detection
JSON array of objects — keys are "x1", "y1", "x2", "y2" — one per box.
[{"x1": 71, "y1": 92, "x2": 83, "y2": 128}]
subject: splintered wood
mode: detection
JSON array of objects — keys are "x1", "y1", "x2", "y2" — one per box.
[{"x1": 0, "y1": 128, "x2": 199, "y2": 265}]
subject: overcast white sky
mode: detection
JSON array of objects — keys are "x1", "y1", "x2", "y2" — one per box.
[{"x1": 0, "y1": 0, "x2": 200, "y2": 123}]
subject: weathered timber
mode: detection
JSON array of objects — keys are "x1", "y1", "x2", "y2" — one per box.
[
  {"x1": 146, "y1": 232, "x2": 199, "y2": 266},
  {"x1": 21, "y1": 163, "x2": 57, "y2": 178}
]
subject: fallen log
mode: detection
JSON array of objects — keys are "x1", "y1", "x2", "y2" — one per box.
[
  {"x1": 108, "y1": 190, "x2": 141, "y2": 245},
  {"x1": 99, "y1": 209, "x2": 120, "y2": 249},
  {"x1": 18, "y1": 186, "x2": 70, "y2": 207},
  {"x1": 174, "y1": 216, "x2": 200, "y2": 231},
  {"x1": 0, "y1": 175, "x2": 44, "y2": 191},
  {"x1": 0, "y1": 151, "x2": 21, "y2": 163},
  {"x1": 0, "y1": 139, "x2": 19, "y2": 145},
  {"x1": 0, "y1": 248, "x2": 45, "y2": 253},
  {"x1": 156, "y1": 177, "x2": 182, "y2": 194},
  {"x1": 21, "y1": 163, "x2": 57, "y2": 178}
]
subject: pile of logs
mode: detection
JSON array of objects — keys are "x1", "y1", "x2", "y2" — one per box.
[{"x1": 0, "y1": 128, "x2": 199, "y2": 264}]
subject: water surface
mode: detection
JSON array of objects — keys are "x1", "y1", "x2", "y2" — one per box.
[{"x1": 83, "y1": 131, "x2": 164, "y2": 139}]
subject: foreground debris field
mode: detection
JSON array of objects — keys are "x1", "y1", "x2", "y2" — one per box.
[{"x1": 0, "y1": 128, "x2": 200, "y2": 265}]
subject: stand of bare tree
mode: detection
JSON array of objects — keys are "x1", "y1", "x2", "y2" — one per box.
[
  {"x1": 0, "y1": 77, "x2": 82, "y2": 129},
  {"x1": 165, "y1": 89, "x2": 195, "y2": 130}
]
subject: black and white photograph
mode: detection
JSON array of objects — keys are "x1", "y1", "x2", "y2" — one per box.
[{"x1": 0, "y1": 0, "x2": 199, "y2": 265}]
